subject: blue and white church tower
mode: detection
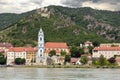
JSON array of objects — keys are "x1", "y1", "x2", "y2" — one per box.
[{"x1": 36, "y1": 28, "x2": 46, "y2": 64}]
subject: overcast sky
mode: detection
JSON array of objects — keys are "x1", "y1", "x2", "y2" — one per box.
[{"x1": 0, "y1": 0, "x2": 120, "y2": 13}]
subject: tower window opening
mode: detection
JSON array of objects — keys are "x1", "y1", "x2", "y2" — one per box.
[
  {"x1": 40, "y1": 50, "x2": 42, "y2": 52},
  {"x1": 40, "y1": 54, "x2": 42, "y2": 57},
  {"x1": 40, "y1": 37, "x2": 42, "y2": 41}
]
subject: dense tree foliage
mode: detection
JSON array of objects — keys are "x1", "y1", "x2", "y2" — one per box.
[
  {"x1": 93, "y1": 41, "x2": 100, "y2": 47},
  {"x1": 92, "y1": 56, "x2": 117, "y2": 66},
  {"x1": 98, "y1": 55, "x2": 108, "y2": 66},
  {"x1": 65, "y1": 55, "x2": 71, "y2": 63},
  {"x1": 49, "y1": 50, "x2": 56, "y2": 57},
  {"x1": 108, "y1": 57, "x2": 116, "y2": 64},
  {"x1": 0, "y1": 53, "x2": 6, "y2": 65},
  {"x1": 88, "y1": 46, "x2": 94, "y2": 54},
  {"x1": 79, "y1": 48, "x2": 84, "y2": 54},
  {"x1": 15, "y1": 58, "x2": 26, "y2": 65},
  {"x1": 80, "y1": 56, "x2": 88, "y2": 64},
  {"x1": 70, "y1": 47, "x2": 81, "y2": 58},
  {"x1": 1, "y1": 6, "x2": 120, "y2": 46},
  {"x1": 60, "y1": 51, "x2": 66, "y2": 57}
]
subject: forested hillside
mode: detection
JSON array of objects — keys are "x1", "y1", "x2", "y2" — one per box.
[{"x1": 0, "y1": 6, "x2": 120, "y2": 46}]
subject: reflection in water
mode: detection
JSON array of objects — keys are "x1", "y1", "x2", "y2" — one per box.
[{"x1": 0, "y1": 68, "x2": 120, "y2": 80}]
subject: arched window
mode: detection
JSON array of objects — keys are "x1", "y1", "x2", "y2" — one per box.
[
  {"x1": 40, "y1": 50, "x2": 42, "y2": 52},
  {"x1": 40, "y1": 37, "x2": 42, "y2": 41}
]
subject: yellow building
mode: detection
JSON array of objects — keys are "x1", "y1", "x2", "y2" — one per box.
[
  {"x1": 26, "y1": 47, "x2": 37, "y2": 65},
  {"x1": 7, "y1": 47, "x2": 37, "y2": 65}
]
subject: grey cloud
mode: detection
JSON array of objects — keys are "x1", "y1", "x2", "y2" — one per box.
[
  {"x1": 62, "y1": 0, "x2": 119, "y2": 7},
  {"x1": 61, "y1": 0, "x2": 120, "y2": 11},
  {"x1": 61, "y1": 0, "x2": 85, "y2": 7},
  {"x1": 31, "y1": 0, "x2": 43, "y2": 5}
]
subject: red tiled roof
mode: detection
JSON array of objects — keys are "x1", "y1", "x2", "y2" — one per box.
[
  {"x1": 8, "y1": 47, "x2": 36, "y2": 52},
  {"x1": 45, "y1": 42, "x2": 68, "y2": 48},
  {"x1": 93, "y1": 47, "x2": 120, "y2": 51}
]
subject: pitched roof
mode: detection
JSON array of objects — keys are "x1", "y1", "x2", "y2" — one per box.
[
  {"x1": 93, "y1": 47, "x2": 120, "y2": 51},
  {"x1": 8, "y1": 47, "x2": 36, "y2": 52},
  {"x1": 45, "y1": 42, "x2": 68, "y2": 49}
]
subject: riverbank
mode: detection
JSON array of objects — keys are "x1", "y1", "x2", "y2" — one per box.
[{"x1": 7, "y1": 65, "x2": 120, "y2": 69}]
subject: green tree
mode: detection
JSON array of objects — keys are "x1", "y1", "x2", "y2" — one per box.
[
  {"x1": 21, "y1": 58, "x2": 26, "y2": 64},
  {"x1": 79, "y1": 48, "x2": 84, "y2": 54},
  {"x1": 15, "y1": 58, "x2": 21, "y2": 65},
  {"x1": 65, "y1": 55, "x2": 71, "y2": 63},
  {"x1": 108, "y1": 57, "x2": 116, "y2": 64},
  {"x1": 0, "y1": 53, "x2": 6, "y2": 65},
  {"x1": 11, "y1": 39, "x2": 24, "y2": 47},
  {"x1": 15, "y1": 58, "x2": 26, "y2": 65},
  {"x1": 70, "y1": 47, "x2": 81, "y2": 58},
  {"x1": 60, "y1": 51, "x2": 66, "y2": 57},
  {"x1": 98, "y1": 55, "x2": 108, "y2": 66},
  {"x1": 88, "y1": 46, "x2": 94, "y2": 54},
  {"x1": 92, "y1": 58, "x2": 97, "y2": 65},
  {"x1": 93, "y1": 41, "x2": 100, "y2": 47},
  {"x1": 80, "y1": 56, "x2": 88, "y2": 65},
  {"x1": 49, "y1": 50, "x2": 56, "y2": 57}
]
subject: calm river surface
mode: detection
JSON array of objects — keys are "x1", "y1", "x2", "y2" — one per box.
[{"x1": 0, "y1": 68, "x2": 120, "y2": 80}]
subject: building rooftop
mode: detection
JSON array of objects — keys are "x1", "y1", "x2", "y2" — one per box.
[
  {"x1": 45, "y1": 42, "x2": 68, "y2": 49},
  {"x1": 8, "y1": 47, "x2": 37, "y2": 52},
  {"x1": 93, "y1": 47, "x2": 120, "y2": 51}
]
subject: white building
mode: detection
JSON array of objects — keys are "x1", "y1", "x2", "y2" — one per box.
[
  {"x1": 84, "y1": 41, "x2": 93, "y2": 47},
  {"x1": 7, "y1": 47, "x2": 26, "y2": 65},
  {"x1": 92, "y1": 47, "x2": 120, "y2": 59},
  {"x1": 7, "y1": 47, "x2": 36, "y2": 65}
]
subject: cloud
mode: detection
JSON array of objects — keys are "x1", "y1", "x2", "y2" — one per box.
[
  {"x1": 81, "y1": 1, "x2": 118, "y2": 11},
  {"x1": 62, "y1": 0, "x2": 120, "y2": 11},
  {"x1": 0, "y1": 0, "x2": 120, "y2": 13}
]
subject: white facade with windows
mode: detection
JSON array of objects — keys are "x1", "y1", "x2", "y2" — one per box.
[
  {"x1": 7, "y1": 51, "x2": 26, "y2": 65},
  {"x1": 92, "y1": 47, "x2": 120, "y2": 59}
]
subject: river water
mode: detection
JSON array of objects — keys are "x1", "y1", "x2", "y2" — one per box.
[{"x1": 0, "y1": 68, "x2": 120, "y2": 80}]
